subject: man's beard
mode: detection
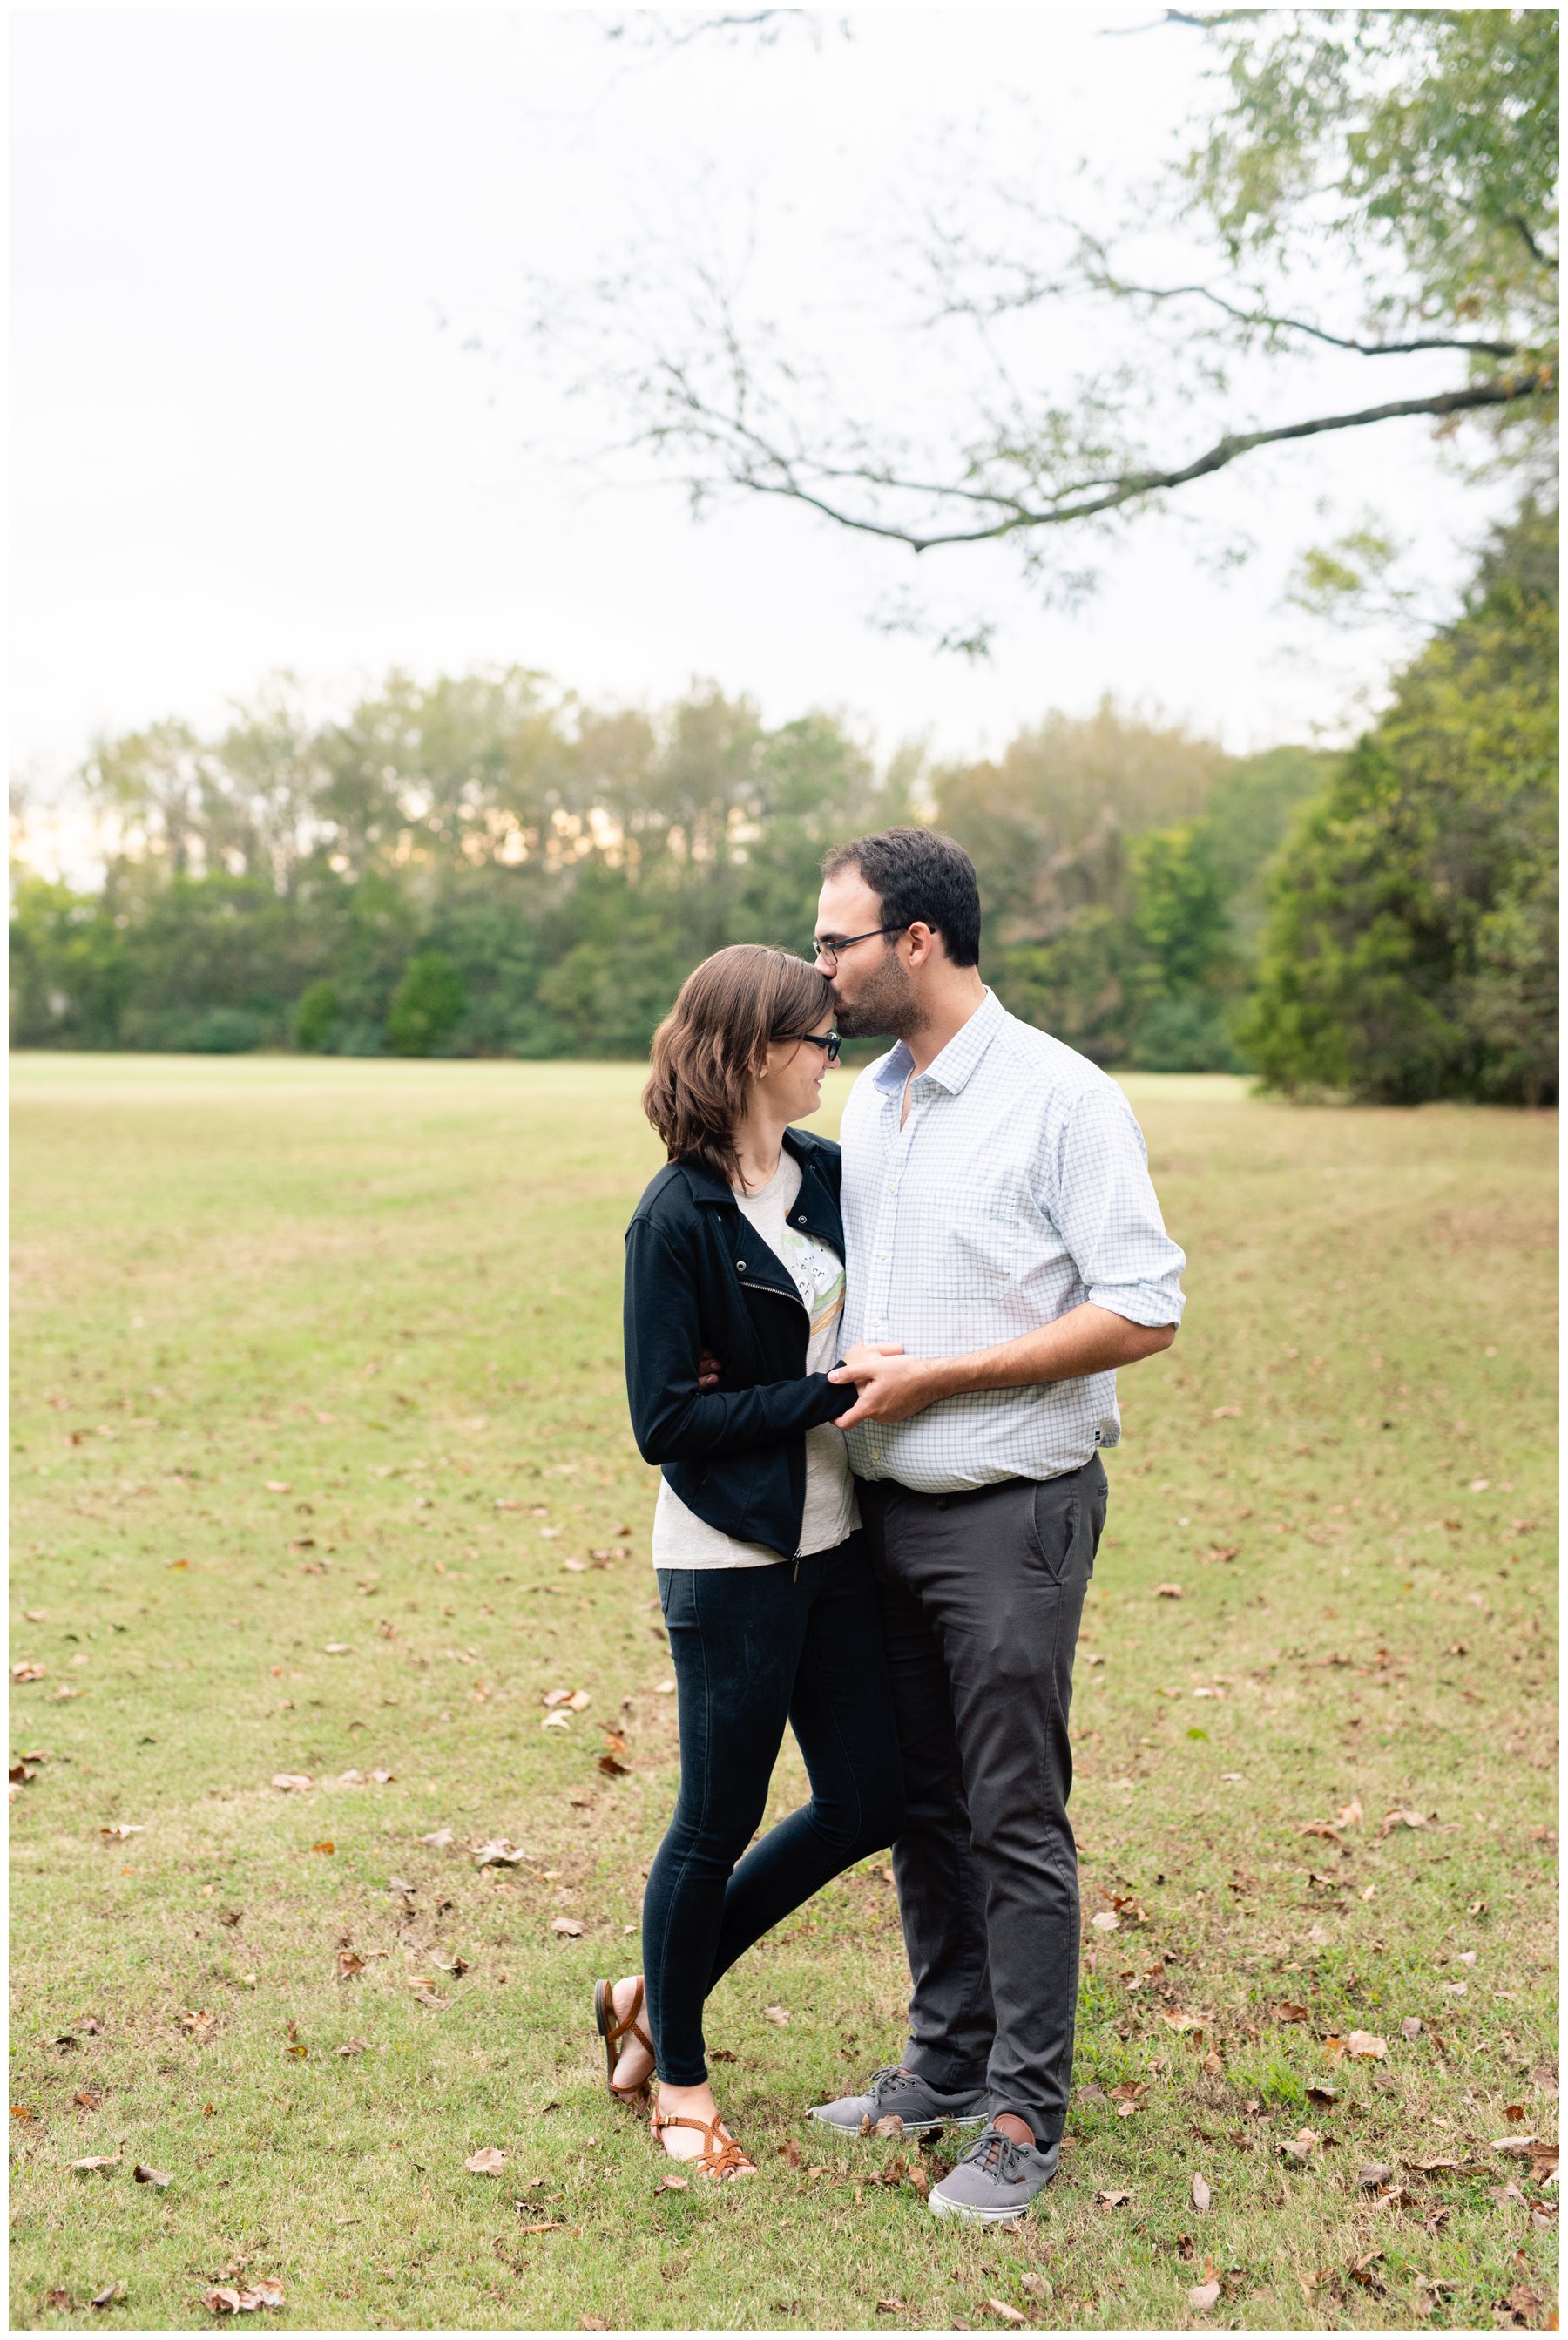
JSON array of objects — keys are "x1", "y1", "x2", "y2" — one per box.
[{"x1": 833, "y1": 950, "x2": 922, "y2": 1042}]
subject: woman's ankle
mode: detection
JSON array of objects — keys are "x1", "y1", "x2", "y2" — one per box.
[{"x1": 656, "y1": 2078, "x2": 717, "y2": 2120}]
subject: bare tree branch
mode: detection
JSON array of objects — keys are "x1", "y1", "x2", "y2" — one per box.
[
  {"x1": 661, "y1": 375, "x2": 1551, "y2": 553},
  {"x1": 1072, "y1": 273, "x2": 1524, "y2": 362},
  {"x1": 924, "y1": 222, "x2": 1526, "y2": 359}
]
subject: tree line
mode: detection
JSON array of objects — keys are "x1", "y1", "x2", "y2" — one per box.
[{"x1": 10, "y1": 503, "x2": 1556, "y2": 1105}]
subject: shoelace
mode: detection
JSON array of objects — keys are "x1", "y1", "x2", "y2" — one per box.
[
  {"x1": 967, "y1": 2127, "x2": 1031, "y2": 2184},
  {"x1": 868, "y1": 2063, "x2": 915, "y2": 2106}
]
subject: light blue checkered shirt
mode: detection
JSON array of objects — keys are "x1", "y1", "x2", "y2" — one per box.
[{"x1": 838, "y1": 987, "x2": 1186, "y2": 1492}]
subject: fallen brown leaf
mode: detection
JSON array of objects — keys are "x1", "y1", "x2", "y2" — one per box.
[
  {"x1": 71, "y1": 2155, "x2": 121, "y2": 2176},
  {"x1": 981, "y1": 2302, "x2": 1024, "y2": 2325},
  {"x1": 550, "y1": 1917, "x2": 585, "y2": 1938},
  {"x1": 1191, "y1": 2174, "x2": 1211, "y2": 2213},
  {"x1": 1271, "y1": 2001, "x2": 1308, "y2": 2023},
  {"x1": 465, "y1": 2146, "x2": 506, "y2": 2175},
  {"x1": 1095, "y1": 2187, "x2": 1133, "y2": 2207},
  {"x1": 269, "y1": 1774, "x2": 312, "y2": 1793},
  {"x1": 1187, "y1": 2277, "x2": 1220, "y2": 2312},
  {"x1": 1357, "y1": 2162, "x2": 1395, "y2": 2190},
  {"x1": 132, "y1": 2163, "x2": 171, "y2": 2189},
  {"x1": 336, "y1": 2039, "x2": 368, "y2": 2057},
  {"x1": 652, "y1": 2174, "x2": 689, "y2": 2194},
  {"x1": 1155, "y1": 1583, "x2": 1184, "y2": 1599},
  {"x1": 763, "y1": 2004, "x2": 790, "y2": 2025},
  {"x1": 1346, "y1": 2029, "x2": 1387, "y2": 2059},
  {"x1": 473, "y1": 1839, "x2": 527, "y2": 1867},
  {"x1": 90, "y1": 2283, "x2": 126, "y2": 2310}
]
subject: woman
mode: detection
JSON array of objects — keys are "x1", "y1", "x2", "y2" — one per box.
[{"x1": 594, "y1": 944, "x2": 903, "y2": 2181}]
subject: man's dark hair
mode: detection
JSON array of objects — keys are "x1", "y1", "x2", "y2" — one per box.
[{"x1": 822, "y1": 827, "x2": 982, "y2": 968}]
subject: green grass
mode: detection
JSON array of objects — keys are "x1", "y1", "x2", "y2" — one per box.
[{"x1": 9, "y1": 1054, "x2": 1558, "y2": 2332}]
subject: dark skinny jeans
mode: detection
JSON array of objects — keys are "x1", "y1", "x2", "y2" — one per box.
[{"x1": 644, "y1": 1531, "x2": 905, "y2": 2086}]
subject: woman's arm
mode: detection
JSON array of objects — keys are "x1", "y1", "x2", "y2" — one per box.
[{"x1": 623, "y1": 1217, "x2": 854, "y2": 1466}]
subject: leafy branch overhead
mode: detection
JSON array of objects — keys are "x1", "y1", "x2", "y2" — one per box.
[{"x1": 548, "y1": 9, "x2": 1556, "y2": 602}]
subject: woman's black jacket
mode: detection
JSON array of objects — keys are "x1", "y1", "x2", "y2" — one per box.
[{"x1": 623, "y1": 1126, "x2": 857, "y2": 1560}]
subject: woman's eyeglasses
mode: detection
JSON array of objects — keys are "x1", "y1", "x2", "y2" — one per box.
[{"x1": 779, "y1": 1029, "x2": 841, "y2": 1063}]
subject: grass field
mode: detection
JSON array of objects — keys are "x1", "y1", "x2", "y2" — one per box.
[{"x1": 9, "y1": 1054, "x2": 1558, "y2": 2333}]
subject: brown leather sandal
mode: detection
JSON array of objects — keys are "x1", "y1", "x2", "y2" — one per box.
[
  {"x1": 650, "y1": 2105, "x2": 757, "y2": 2181},
  {"x1": 593, "y1": 1977, "x2": 654, "y2": 2102}
]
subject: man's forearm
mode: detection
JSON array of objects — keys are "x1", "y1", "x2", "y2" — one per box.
[{"x1": 913, "y1": 1302, "x2": 1175, "y2": 1403}]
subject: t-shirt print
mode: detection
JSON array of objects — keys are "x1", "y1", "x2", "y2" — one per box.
[{"x1": 780, "y1": 1222, "x2": 847, "y2": 1341}]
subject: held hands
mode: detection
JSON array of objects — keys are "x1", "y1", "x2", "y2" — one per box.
[
  {"x1": 695, "y1": 1342, "x2": 943, "y2": 1428},
  {"x1": 828, "y1": 1342, "x2": 937, "y2": 1430}
]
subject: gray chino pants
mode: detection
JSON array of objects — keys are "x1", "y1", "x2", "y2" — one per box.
[{"x1": 857, "y1": 1455, "x2": 1107, "y2": 2144}]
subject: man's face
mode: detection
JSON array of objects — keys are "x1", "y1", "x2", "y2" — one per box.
[{"x1": 815, "y1": 866, "x2": 917, "y2": 1040}]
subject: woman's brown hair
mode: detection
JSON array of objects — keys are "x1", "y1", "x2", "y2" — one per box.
[{"x1": 643, "y1": 944, "x2": 834, "y2": 1187}]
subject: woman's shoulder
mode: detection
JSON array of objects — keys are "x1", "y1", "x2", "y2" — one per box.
[{"x1": 628, "y1": 1161, "x2": 693, "y2": 1232}]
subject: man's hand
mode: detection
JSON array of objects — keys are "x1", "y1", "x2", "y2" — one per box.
[
  {"x1": 826, "y1": 1304, "x2": 1177, "y2": 1432},
  {"x1": 828, "y1": 1343, "x2": 940, "y2": 1430},
  {"x1": 697, "y1": 1349, "x2": 722, "y2": 1393}
]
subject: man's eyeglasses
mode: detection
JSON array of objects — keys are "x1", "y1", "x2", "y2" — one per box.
[
  {"x1": 812, "y1": 924, "x2": 907, "y2": 967},
  {"x1": 779, "y1": 1029, "x2": 841, "y2": 1063}
]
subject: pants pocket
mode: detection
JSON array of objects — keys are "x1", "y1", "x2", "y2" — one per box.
[{"x1": 1027, "y1": 1482, "x2": 1082, "y2": 1585}]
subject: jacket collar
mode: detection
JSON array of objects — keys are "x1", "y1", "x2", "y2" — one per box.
[{"x1": 677, "y1": 1123, "x2": 826, "y2": 1208}]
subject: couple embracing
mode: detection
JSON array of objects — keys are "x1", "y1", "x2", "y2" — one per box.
[{"x1": 595, "y1": 827, "x2": 1186, "y2": 2225}]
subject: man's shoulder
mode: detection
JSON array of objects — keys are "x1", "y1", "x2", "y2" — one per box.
[{"x1": 989, "y1": 1006, "x2": 1131, "y2": 1111}]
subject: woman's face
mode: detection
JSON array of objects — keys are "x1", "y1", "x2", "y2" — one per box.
[{"x1": 751, "y1": 1021, "x2": 835, "y2": 1126}]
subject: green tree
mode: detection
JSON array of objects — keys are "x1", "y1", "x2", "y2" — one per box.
[
  {"x1": 9, "y1": 878, "x2": 130, "y2": 1048},
  {"x1": 294, "y1": 980, "x2": 341, "y2": 1052},
  {"x1": 387, "y1": 951, "x2": 467, "y2": 1057},
  {"x1": 1245, "y1": 500, "x2": 1558, "y2": 1105}
]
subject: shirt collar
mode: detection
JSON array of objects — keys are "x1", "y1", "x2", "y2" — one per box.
[{"x1": 873, "y1": 987, "x2": 1004, "y2": 1100}]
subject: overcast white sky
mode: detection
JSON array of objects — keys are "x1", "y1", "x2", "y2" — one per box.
[{"x1": 11, "y1": 4, "x2": 1516, "y2": 871}]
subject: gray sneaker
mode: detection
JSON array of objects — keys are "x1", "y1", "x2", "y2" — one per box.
[
  {"x1": 808, "y1": 2063, "x2": 990, "y2": 2135},
  {"x1": 928, "y1": 2123, "x2": 1060, "y2": 2222}
]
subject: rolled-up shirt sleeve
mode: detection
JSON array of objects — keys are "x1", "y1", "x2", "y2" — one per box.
[{"x1": 1042, "y1": 1085, "x2": 1186, "y2": 1329}]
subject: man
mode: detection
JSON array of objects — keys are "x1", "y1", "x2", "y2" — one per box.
[{"x1": 806, "y1": 827, "x2": 1186, "y2": 2225}]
